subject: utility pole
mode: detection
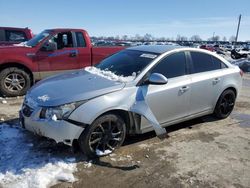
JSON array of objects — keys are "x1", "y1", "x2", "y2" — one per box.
[{"x1": 235, "y1": 14, "x2": 242, "y2": 43}]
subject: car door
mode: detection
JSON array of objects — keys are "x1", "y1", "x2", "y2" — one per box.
[
  {"x1": 187, "y1": 51, "x2": 226, "y2": 115},
  {"x1": 35, "y1": 32, "x2": 85, "y2": 79},
  {"x1": 144, "y1": 51, "x2": 191, "y2": 125}
]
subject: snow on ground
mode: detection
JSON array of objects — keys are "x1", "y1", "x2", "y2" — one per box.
[
  {"x1": 0, "y1": 123, "x2": 77, "y2": 188},
  {"x1": 85, "y1": 66, "x2": 136, "y2": 82}
]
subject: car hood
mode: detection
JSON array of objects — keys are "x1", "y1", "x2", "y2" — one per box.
[
  {"x1": 27, "y1": 70, "x2": 126, "y2": 107},
  {"x1": 0, "y1": 45, "x2": 33, "y2": 54}
]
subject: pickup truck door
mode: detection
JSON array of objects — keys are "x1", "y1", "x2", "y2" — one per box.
[{"x1": 34, "y1": 32, "x2": 91, "y2": 79}]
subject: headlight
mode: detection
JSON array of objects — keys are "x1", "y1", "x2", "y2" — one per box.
[{"x1": 40, "y1": 101, "x2": 86, "y2": 121}]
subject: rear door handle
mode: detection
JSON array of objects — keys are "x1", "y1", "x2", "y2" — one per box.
[
  {"x1": 213, "y1": 78, "x2": 220, "y2": 84},
  {"x1": 179, "y1": 86, "x2": 189, "y2": 93}
]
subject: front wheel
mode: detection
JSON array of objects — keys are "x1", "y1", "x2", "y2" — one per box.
[
  {"x1": 0, "y1": 67, "x2": 31, "y2": 97},
  {"x1": 213, "y1": 89, "x2": 236, "y2": 119},
  {"x1": 79, "y1": 114, "x2": 126, "y2": 158}
]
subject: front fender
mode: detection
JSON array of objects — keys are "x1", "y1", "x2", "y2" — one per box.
[
  {"x1": 0, "y1": 56, "x2": 36, "y2": 72},
  {"x1": 69, "y1": 88, "x2": 135, "y2": 125}
]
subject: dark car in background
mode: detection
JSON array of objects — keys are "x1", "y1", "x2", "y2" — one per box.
[{"x1": 0, "y1": 27, "x2": 33, "y2": 46}]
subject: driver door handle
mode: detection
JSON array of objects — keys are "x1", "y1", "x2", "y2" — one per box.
[
  {"x1": 179, "y1": 86, "x2": 189, "y2": 93},
  {"x1": 69, "y1": 52, "x2": 77, "y2": 57}
]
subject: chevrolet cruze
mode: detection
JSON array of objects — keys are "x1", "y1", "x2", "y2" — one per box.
[{"x1": 19, "y1": 45, "x2": 242, "y2": 157}]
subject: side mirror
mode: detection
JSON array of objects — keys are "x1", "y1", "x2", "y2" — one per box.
[
  {"x1": 41, "y1": 40, "x2": 57, "y2": 51},
  {"x1": 148, "y1": 73, "x2": 168, "y2": 85}
]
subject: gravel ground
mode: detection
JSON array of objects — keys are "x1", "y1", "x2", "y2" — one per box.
[{"x1": 0, "y1": 74, "x2": 250, "y2": 188}]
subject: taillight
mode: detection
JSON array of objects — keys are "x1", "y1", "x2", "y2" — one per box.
[{"x1": 240, "y1": 69, "x2": 244, "y2": 77}]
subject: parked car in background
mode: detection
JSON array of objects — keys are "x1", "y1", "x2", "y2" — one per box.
[
  {"x1": 20, "y1": 45, "x2": 242, "y2": 158},
  {"x1": 199, "y1": 44, "x2": 215, "y2": 52},
  {"x1": 0, "y1": 27, "x2": 33, "y2": 46},
  {"x1": 231, "y1": 49, "x2": 249, "y2": 59},
  {"x1": 0, "y1": 28, "x2": 124, "y2": 97}
]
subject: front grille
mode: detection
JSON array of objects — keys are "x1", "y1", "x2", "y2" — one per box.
[{"x1": 22, "y1": 104, "x2": 34, "y2": 117}]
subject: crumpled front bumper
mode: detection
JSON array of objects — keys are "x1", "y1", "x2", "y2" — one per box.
[{"x1": 19, "y1": 105, "x2": 84, "y2": 146}]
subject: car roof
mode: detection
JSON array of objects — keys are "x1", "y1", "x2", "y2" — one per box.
[{"x1": 128, "y1": 45, "x2": 183, "y2": 54}]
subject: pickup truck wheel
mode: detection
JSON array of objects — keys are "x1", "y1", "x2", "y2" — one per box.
[
  {"x1": 0, "y1": 67, "x2": 31, "y2": 97},
  {"x1": 79, "y1": 114, "x2": 126, "y2": 158}
]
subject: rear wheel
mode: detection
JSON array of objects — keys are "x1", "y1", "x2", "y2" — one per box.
[
  {"x1": 0, "y1": 67, "x2": 31, "y2": 97},
  {"x1": 214, "y1": 89, "x2": 236, "y2": 119},
  {"x1": 79, "y1": 114, "x2": 126, "y2": 158}
]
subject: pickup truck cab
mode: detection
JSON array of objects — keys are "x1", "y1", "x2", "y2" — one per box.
[
  {"x1": 0, "y1": 28, "x2": 124, "y2": 97},
  {"x1": 0, "y1": 27, "x2": 33, "y2": 46}
]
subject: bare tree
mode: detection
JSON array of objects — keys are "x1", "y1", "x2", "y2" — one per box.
[
  {"x1": 214, "y1": 35, "x2": 220, "y2": 42},
  {"x1": 190, "y1": 35, "x2": 202, "y2": 42},
  {"x1": 222, "y1": 36, "x2": 227, "y2": 42},
  {"x1": 115, "y1": 35, "x2": 120, "y2": 40},
  {"x1": 135, "y1": 34, "x2": 143, "y2": 41},
  {"x1": 208, "y1": 35, "x2": 220, "y2": 42},
  {"x1": 144, "y1": 33, "x2": 153, "y2": 41},
  {"x1": 229, "y1": 35, "x2": 236, "y2": 42},
  {"x1": 121, "y1": 35, "x2": 128, "y2": 41},
  {"x1": 176, "y1": 34, "x2": 188, "y2": 41}
]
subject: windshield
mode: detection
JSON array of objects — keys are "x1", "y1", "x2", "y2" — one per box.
[
  {"x1": 95, "y1": 49, "x2": 159, "y2": 77},
  {"x1": 25, "y1": 30, "x2": 51, "y2": 47}
]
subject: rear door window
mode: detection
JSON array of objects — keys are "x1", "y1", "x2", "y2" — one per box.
[
  {"x1": 151, "y1": 52, "x2": 187, "y2": 79},
  {"x1": 190, "y1": 52, "x2": 224, "y2": 73},
  {"x1": 5, "y1": 30, "x2": 27, "y2": 42}
]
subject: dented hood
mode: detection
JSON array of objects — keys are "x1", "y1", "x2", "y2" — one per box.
[{"x1": 28, "y1": 70, "x2": 125, "y2": 106}]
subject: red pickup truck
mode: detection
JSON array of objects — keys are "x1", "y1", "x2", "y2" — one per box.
[{"x1": 0, "y1": 28, "x2": 124, "y2": 97}]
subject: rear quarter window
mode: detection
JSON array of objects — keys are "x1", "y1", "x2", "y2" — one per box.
[{"x1": 190, "y1": 52, "x2": 226, "y2": 73}]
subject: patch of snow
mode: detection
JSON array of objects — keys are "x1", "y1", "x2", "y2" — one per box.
[
  {"x1": 138, "y1": 143, "x2": 149, "y2": 149},
  {"x1": 95, "y1": 149, "x2": 112, "y2": 156},
  {"x1": 1, "y1": 100, "x2": 7, "y2": 104},
  {"x1": 51, "y1": 114, "x2": 57, "y2": 121},
  {"x1": 0, "y1": 124, "x2": 77, "y2": 188},
  {"x1": 83, "y1": 161, "x2": 92, "y2": 168},
  {"x1": 85, "y1": 66, "x2": 136, "y2": 83},
  {"x1": 66, "y1": 158, "x2": 76, "y2": 163},
  {"x1": 109, "y1": 155, "x2": 133, "y2": 162},
  {"x1": 37, "y1": 95, "x2": 50, "y2": 102}
]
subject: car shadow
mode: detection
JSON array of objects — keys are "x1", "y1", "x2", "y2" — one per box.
[{"x1": 123, "y1": 115, "x2": 218, "y2": 146}]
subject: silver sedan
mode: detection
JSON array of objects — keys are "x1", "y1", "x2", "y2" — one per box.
[{"x1": 20, "y1": 45, "x2": 242, "y2": 158}]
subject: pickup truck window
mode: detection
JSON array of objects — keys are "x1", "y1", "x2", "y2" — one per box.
[
  {"x1": 75, "y1": 32, "x2": 86, "y2": 47},
  {"x1": 6, "y1": 30, "x2": 27, "y2": 42},
  {"x1": 26, "y1": 30, "x2": 51, "y2": 47},
  {"x1": 0, "y1": 30, "x2": 4, "y2": 41},
  {"x1": 50, "y1": 32, "x2": 73, "y2": 50}
]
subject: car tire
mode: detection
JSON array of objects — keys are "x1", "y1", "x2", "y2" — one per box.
[
  {"x1": 213, "y1": 89, "x2": 236, "y2": 119},
  {"x1": 0, "y1": 67, "x2": 31, "y2": 97},
  {"x1": 78, "y1": 114, "x2": 126, "y2": 158}
]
